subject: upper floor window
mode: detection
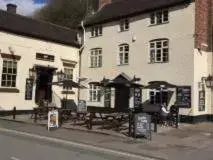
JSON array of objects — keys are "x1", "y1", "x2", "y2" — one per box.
[
  {"x1": 91, "y1": 25, "x2": 102, "y2": 37},
  {"x1": 118, "y1": 44, "x2": 129, "y2": 65},
  {"x1": 1, "y1": 59, "x2": 17, "y2": 87},
  {"x1": 150, "y1": 39, "x2": 169, "y2": 63},
  {"x1": 150, "y1": 10, "x2": 169, "y2": 25},
  {"x1": 90, "y1": 48, "x2": 102, "y2": 68},
  {"x1": 120, "y1": 19, "x2": 129, "y2": 32},
  {"x1": 89, "y1": 84, "x2": 101, "y2": 102}
]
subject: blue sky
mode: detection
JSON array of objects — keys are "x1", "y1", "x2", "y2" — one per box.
[{"x1": 0, "y1": 0, "x2": 47, "y2": 16}]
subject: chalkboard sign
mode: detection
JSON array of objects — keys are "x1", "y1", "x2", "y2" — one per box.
[
  {"x1": 198, "y1": 91, "x2": 205, "y2": 111},
  {"x1": 134, "y1": 88, "x2": 142, "y2": 108},
  {"x1": 77, "y1": 100, "x2": 87, "y2": 113},
  {"x1": 176, "y1": 86, "x2": 191, "y2": 108},
  {"x1": 134, "y1": 113, "x2": 151, "y2": 140},
  {"x1": 25, "y1": 78, "x2": 33, "y2": 100}
]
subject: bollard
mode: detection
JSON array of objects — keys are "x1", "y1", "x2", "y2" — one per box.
[
  {"x1": 13, "y1": 106, "x2": 16, "y2": 120},
  {"x1": 34, "y1": 108, "x2": 37, "y2": 123}
]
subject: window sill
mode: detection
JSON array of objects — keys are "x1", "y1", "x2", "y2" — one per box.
[
  {"x1": 149, "y1": 21, "x2": 169, "y2": 27},
  {"x1": 117, "y1": 63, "x2": 129, "y2": 66},
  {"x1": 90, "y1": 35, "x2": 103, "y2": 38},
  {"x1": 148, "y1": 61, "x2": 169, "y2": 64},
  {"x1": 61, "y1": 90, "x2": 75, "y2": 94},
  {"x1": 118, "y1": 29, "x2": 129, "y2": 33},
  {"x1": 0, "y1": 88, "x2": 20, "y2": 93},
  {"x1": 89, "y1": 66, "x2": 102, "y2": 68}
]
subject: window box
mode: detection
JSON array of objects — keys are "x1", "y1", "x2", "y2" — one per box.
[{"x1": 0, "y1": 88, "x2": 19, "y2": 93}]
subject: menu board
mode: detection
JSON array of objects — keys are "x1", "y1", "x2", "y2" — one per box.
[
  {"x1": 25, "y1": 78, "x2": 33, "y2": 100},
  {"x1": 198, "y1": 91, "x2": 205, "y2": 111},
  {"x1": 77, "y1": 100, "x2": 87, "y2": 113},
  {"x1": 176, "y1": 86, "x2": 191, "y2": 108},
  {"x1": 134, "y1": 88, "x2": 142, "y2": 108},
  {"x1": 48, "y1": 110, "x2": 59, "y2": 131},
  {"x1": 134, "y1": 113, "x2": 151, "y2": 140}
]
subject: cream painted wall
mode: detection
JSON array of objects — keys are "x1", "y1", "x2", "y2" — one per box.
[
  {"x1": 0, "y1": 31, "x2": 79, "y2": 110},
  {"x1": 80, "y1": 3, "x2": 195, "y2": 112}
]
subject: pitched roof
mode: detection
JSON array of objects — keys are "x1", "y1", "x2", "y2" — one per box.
[
  {"x1": 85, "y1": 0, "x2": 192, "y2": 26},
  {"x1": 0, "y1": 9, "x2": 80, "y2": 48}
]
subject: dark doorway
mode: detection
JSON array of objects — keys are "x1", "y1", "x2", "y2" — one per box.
[
  {"x1": 35, "y1": 67, "x2": 54, "y2": 104},
  {"x1": 115, "y1": 86, "x2": 129, "y2": 110}
]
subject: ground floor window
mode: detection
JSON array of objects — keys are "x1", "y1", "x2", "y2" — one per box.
[
  {"x1": 149, "y1": 89, "x2": 168, "y2": 105},
  {"x1": 1, "y1": 59, "x2": 17, "y2": 87},
  {"x1": 89, "y1": 84, "x2": 101, "y2": 102}
]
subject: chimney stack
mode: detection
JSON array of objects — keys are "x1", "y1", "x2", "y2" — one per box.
[{"x1": 7, "y1": 4, "x2": 17, "y2": 14}]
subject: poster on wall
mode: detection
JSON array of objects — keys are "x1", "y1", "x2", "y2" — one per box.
[
  {"x1": 134, "y1": 88, "x2": 142, "y2": 108},
  {"x1": 47, "y1": 110, "x2": 59, "y2": 131},
  {"x1": 25, "y1": 78, "x2": 33, "y2": 100},
  {"x1": 198, "y1": 91, "x2": 205, "y2": 111},
  {"x1": 176, "y1": 86, "x2": 191, "y2": 108}
]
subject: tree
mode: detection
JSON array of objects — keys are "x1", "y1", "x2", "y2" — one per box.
[{"x1": 34, "y1": 0, "x2": 90, "y2": 28}]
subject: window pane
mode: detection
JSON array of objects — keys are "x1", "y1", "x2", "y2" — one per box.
[
  {"x1": 163, "y1": 41, "x2": 168, "y2": 47},
  {"x1": 3, "y1": 67, "x2": 7, "y2": 73},
  {"x1": 12, "y1": 75, "x2": 16, "y2": 81},
  {"x1": 99, "y1": 26, "x2": 102, "y2": 35},
  {"x1": 8, "y1": 68, "x2": 12, "y2": 74},
  {"x1": 124, "y1": 53, "x2": 128, "y2": 63},
  {"x1": 163, "y1": 10, "x2": 168, "y2": 22},
  {"x1": 1, "y1": 81, "x2": 6, "y2": 86},
  {"x1": 150, "y1": 13, "x2": 155, "y2": 24},
  {"x1": 12, "y1": 81, "x2": 16, "y2": 87},
  {"x1": 125, "y1": 45, "x2": 129, "y2": 51},
  {"x1": 7, "y1": 75, "x2": 12, "y2": 81},
  {"x1": 2, "y1": 74, "x2": 6, "y2": 80},
  {"x1": 119, "y1": 46, "x2": 123, "y2": 51},
  {"x1": 3, "y1": 61, "x2": 7, "y2": 67},
  {"x1": 156, "y1": 42, "x2": 161, "y2": 48},
  {"x1": 7, "y1": 81, "x2": 11, "y2": 87},
  {"x1": 98, "y1": 55, "x2": 102, "y2": 67},
  {"x1": 150, "y1": 42, "x2": 155, "y2": 48},
  {"x1": 157, "y1": 12, "x2": 162, "y2": 24},
  {"x1": 8, "y1": 61, "x2": 12, "y2": 68}
]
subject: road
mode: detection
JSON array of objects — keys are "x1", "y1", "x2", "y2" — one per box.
[{"x1": 0, "y1": 129, "x2": 152, "y2": 160}]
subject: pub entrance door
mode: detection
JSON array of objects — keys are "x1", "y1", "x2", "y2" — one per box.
[
  {"x1": 115, "y1": 86, "x2": 129, "y2": 110},
  {"x1": 35, "y1": 67, "x2": 54, "y2": 104}
]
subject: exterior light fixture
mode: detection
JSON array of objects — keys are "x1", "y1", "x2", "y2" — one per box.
[
  {"x1": 56, "y1": 70, "x2": 65, "y2": 82},
  {"x1": 205, "y1": 75, "x2": 213, "y2": 88},
  {"x1": 29, "y1": 67, "x2": 36, "y2": 81}
]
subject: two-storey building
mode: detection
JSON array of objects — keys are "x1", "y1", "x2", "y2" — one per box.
[
  {"x1": 79, "y1": 0, "x2": 213, "y2": 122},
  {"x1": 0, "y1": 4, "x2": 80, "y2": 111}
]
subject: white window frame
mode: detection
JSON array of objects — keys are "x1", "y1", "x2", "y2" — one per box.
[
  {"x1": 149, "y1": 39, "x2": 169, "y2": 63},
  {"x1": 149, "y1": 89, "x2": 168, "y2": 105},
  {"x1": 91, "y1": 25, "x2": 102, "y2": 37},
  {"x1": 118, "y1": 44, "x2": 129, "y2": 65},
  {"x1": 150, "y1": 10, "x2": 169, "y2": 25},
  {"x1": 120, "y1": 19, "x2": 129, "y2": 32},
  {"x1": 90, "y1": 48, "x2": 102, "y2": 68},
  {"x1": 89, "y1": 84, "x2": 101, "y2": 102},
  {"x1": 1, "y1": 59, "x2": 18, "y2": 88}
]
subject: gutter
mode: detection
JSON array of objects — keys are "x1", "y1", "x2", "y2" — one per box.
[{"x1": 78, "y1": 21, "x2": 86, "y2": 101}]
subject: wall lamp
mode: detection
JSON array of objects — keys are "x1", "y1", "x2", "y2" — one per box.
[{"x1": 202, "y1": 75, "x2": 213, "y2": 88}]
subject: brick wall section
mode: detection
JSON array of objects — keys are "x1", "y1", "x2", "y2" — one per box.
[{"x1": 195, "y1": 0, "x2": 213, "y2": 51}]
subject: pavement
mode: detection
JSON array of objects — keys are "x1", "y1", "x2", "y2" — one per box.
[{"x1": 0, "y1": 118, "x2": 213, "y2": 160}]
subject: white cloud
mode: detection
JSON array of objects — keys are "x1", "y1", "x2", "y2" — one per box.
[{"x1": 0, "y1": 0, "x2": 46, "y2": 16}]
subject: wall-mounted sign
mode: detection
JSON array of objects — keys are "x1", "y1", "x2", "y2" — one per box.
[
  {"x1": 48, "y1": 110, "x2": 59, "y2": 131},
  {"x1": 198, "y1": 91, "x2": 205, "y2": 111},
  {"x1": 36, "y1": 53, "x2": 54, "y2": 62},
  {"x1": 25, "y1": 78, "x2": 33, "y2": 100},
  {"x1": 134, "y1": 88, "x2": 141, "y2": 108},
  {"x1": 176, "y1": 86, "x2": 191, "y2": 108},
  {"x1": 134, "y1": 113, "x2": 151, "y2": 140}
]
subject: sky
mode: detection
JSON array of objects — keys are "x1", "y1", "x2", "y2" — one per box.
[{"x1": 0, "y1": 0, "x2": 47, "y2": 16}]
